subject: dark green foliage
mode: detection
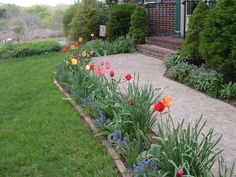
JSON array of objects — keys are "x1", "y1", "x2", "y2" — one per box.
[
  {"x1": 128, "y1": 6, "x2": 148, "y2": 44},
  {"x1": 0, "y1": 41, "x2": 61, "y2": 59},
  {"x1": 70, "y1": 37, "x2": 135, "y2": 56},
  {"x1": 106, "y1": 3, "x2": 138, "y2": 41},
  {"x1": 180, "y1": 1, "x2": 209, "y2": 62},
  {"x1": 62, "y1": 4, "x2": 79, "y2": 36},
  {"x1": 165, "y1": 55, "x2": 236, "y2": 99},
  {"x1": 199, "y1": 0, "x2": 236, "y2": 82},
  {"x1": 70, "y1": 2, "x2": 108, "y2": 40}
]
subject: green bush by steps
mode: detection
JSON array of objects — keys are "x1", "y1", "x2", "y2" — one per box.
[
  {"x1": 165, "y1": 54, "x2": 236, "y2": 100},
  {"x1": 128, "y1": 6, "x2": 149, "y2": 44},
  {"x1": 199, "y1": 0, "x2": 236, "y2": 82},
  {"x1": 180, "y1": 1, "x2": 209, "y2": 62},
  {"x1": 106, "y1": 3, "x2": 138, "y2": 41},
  {"x1": 0, "y1": 40, "x2": 61, "y2": 59}
]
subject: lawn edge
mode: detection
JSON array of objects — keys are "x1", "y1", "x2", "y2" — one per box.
[{"x1": 53, "y1": 79, "x2": 129, "y2": 177}]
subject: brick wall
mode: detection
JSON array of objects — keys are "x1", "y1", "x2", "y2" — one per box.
[{"x1": 145, "y1": 2, "x2": 176, "y2": 35}]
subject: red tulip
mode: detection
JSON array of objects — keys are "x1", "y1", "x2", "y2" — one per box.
[
  {"x1": 125, "y1": 74, "x2": 132, "y2": 81},
  {"x1": 90, "y1": 64, "x2": 95, "y2": 70},
  {"x1": 177, "y1": 168, "x2": 184, "y2": 177},
  {"x1": 110, "y1": 70, "x2": 115, "y2": 77},
  {"x1": 62, "y1": 48, "x2": 67, "y2": 53},
  {"x1": 75, "y1": 42, "x2": 79, "y2": 47},
  {"x1": 154, "y1": 102, "x2": 165, "y2": 112},
  {"x1": 73, "y1": 55, "x2": 77, "y2": 59}
]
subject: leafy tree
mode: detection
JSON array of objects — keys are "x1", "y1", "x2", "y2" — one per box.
[
  {"x1": 106, "y1": 3, "x2": 138, "y2": 41},
  {"x1": 180, "y1": 1, "x2": 209, "y2": 63},
  {"x1": 70, "y1": 2, "x2": 108, "y2": 40},
  {"x1": 62, "y1": 4, "x2": 79, "y2": 36},
  {"x1": 128, "y1": 6, "x2": 148, "y2": 44},
  {"x1": 199, "y1": 0, "x2": 236, "y2": 82}
]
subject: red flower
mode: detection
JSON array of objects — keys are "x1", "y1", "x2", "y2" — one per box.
[
  {"x1": 62, "y1": 47, "x2": 68, "y2": 53},
  {"x1": 154, "y1": 102, "x2": 165, "y2": 112},
  {"x1": 177, "y1": 168, "x2": 184, "y2": 177},
  {"x1": 65, "y1": 46, "x2": 70, "y2": 50},
  {"x1": 125, "y1": 74, "x2": 132, "y2": 81},
  {"x1": 75, "y1": 42, "x2": 79, "y2": 47},
  {"x1": 67, "y1": 34, "x2": 71, "y2": 39},
  {"x1": 110, "y1": 70, "x2": 115, "y2": 77},
  {"x1": 73, "y1": 55, "x2": 77, "y2": 59},
  {"x1": 90, "y1": 64, "x2": 95, "y2": 70},
  {"x1": 129, "y1": 99, "x2": 135, "y2": 106}
]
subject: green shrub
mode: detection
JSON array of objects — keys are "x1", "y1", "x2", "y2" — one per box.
[
  {"x1": 0, "y1": 41, "x2": 61, "y2": 59},
  {"x1": 152, "y1": 116, "x2": 222, "y2": 176},
  {"x1": 219, "y1": 82, "x2": 236, "y2": 100},
  {"x1": 199, "y1": 0, "x2": 236, "y2": 82},
  {"x1": 180, "y1": 1, "x2": 209, "y2": 62},
  {"x1": 112, "y1": 36, "x2": 135, "y2": 54},
  {"x1": 128, "y1": 6, "x2": 148, "y2": 44},
  {"x1": 164, "y1": 53, "x2": 186, "y2": 69},
  {"x1": 106, "y1": 3, "x2": 138, "y2": 41},
  {"x1": 70, "y1": 1, "x2": 108, "y2": 40},
  {"x1": 62, "y1": 4, "x2": 79, "y2": 36}
]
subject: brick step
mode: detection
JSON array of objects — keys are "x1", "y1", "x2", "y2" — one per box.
[
  {"x1": 146, "y1": 41, "x2": 181, "y2": 51},
  {"x1": 146, "y1": 36, "x2": 183, "y2": 51},
  {"x1": 136, "y1": 44, "x2": 177, "y2": 60}
]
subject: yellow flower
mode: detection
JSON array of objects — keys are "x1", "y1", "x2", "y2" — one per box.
[
  {"x1": 86, "y1": 65, "x2": 90, "y2": 70},
  {"x1": 79, "y1": 37, "x2": 83, "y2": 42},
  {"x1": 71, "y1": 59, "x2": 77, "y2": 65},
  {"x1": 82, "y1": 51, "x2": 87, "y2": 57},
  {"x1": 163, "y1": 95, "x2": 172, "y2": 107},
  {"x1": 91, "y1": 33, "x2": 94, "y2": 37},
  {"x1": 71, "y1": 45, "x2": 76, "y2": 50}
]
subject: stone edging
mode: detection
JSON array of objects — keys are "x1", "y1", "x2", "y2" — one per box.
[{"x1": 54, "y1": 80, "x2": 129, "y2": 177}]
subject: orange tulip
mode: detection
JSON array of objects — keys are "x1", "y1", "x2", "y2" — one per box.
[
  {"x1": 82, "y1": 51, "x2": 87, "y2": 57},
  {"x1": 79, "y1": 37, "x2": 83, "y2": 42},
  {"x1": 163, "y1": 95, "x2": 172, "y2": 107},
  {"x1": 71, "y1": 45, "x2": 76, "y2": 50}
]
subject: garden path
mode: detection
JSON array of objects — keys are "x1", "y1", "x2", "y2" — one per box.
[{"x1": 93, "y1": 53, "x2": 236, "y2": 170}]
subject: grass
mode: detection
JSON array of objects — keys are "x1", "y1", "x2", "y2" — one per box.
[{"x1": 0, "y1": 53, "x2": 118, "y2": 177}]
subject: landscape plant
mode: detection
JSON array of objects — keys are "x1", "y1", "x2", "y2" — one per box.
[
  {"x1": 128, "y1": 6, "x2": 148, "y2": 44},
  {"x1": 199, "y1": 0, "x2": 236, "y2": 82},
  {"x1": 55, "y1": 37, "x2": 235, "y2": 177},
  {"x1": 180, "y1": 1, "x2": 209, "y2": 63},
  {"x1": 106, "y1": 3, "x2": 138, "y2": 41}
]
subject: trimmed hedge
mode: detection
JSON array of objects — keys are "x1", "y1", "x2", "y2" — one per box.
[
  {"x1": 128, "y1": 6, "x2": 148, "y2": 44},
  {"x1": 106, "y1": 3, "x2": 138, "y2": 41},
  {"x1": 0, "y1": 41, "x2": 61, "y2": 59}
]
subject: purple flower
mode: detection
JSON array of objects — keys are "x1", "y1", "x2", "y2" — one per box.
[{"x1": 95, "y1": 111, "x2": 106, "y2": 125}]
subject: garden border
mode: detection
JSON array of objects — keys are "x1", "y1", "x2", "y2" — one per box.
[{"x1": 54, "y1": 79, "x2": 129, "y2": 177}]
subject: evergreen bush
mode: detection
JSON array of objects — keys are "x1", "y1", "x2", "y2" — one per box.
[
  {"x1": 128, "y1": 6, "x2": 148, "y2": 44},
  {"x1": 106, "y1": 3, "x2": 138, "y2": 41},
  {"x1": 180, "y1": 1, "x2": 209, "y2": 63},
  {"x1": 199, "y1": 0, "x2": 236, "y2": 82}
]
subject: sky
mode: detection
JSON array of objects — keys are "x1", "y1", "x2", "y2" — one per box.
[{"x1": 0, "y1": 0, "x2": 76, "y2": 6}]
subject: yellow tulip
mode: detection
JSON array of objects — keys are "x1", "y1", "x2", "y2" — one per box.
[{"x1": 71, "y1": 59, "x2": 77, "y2": 65}]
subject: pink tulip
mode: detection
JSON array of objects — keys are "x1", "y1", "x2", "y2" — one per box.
[
  {"x1": 105, "y1": 61, "x2": 111, "y2": 69},
  {"x1": 97, "y1": 66, "x2": 105, "y2": 76}
]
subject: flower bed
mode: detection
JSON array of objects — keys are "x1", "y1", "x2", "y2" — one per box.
[{"x1": 55, "y1": 37, "x2": 235, "y2": 177}]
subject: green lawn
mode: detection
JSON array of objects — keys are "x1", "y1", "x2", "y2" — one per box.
[{"x1": 0, "y1": 53, "x2": 118, "y2": 177}]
